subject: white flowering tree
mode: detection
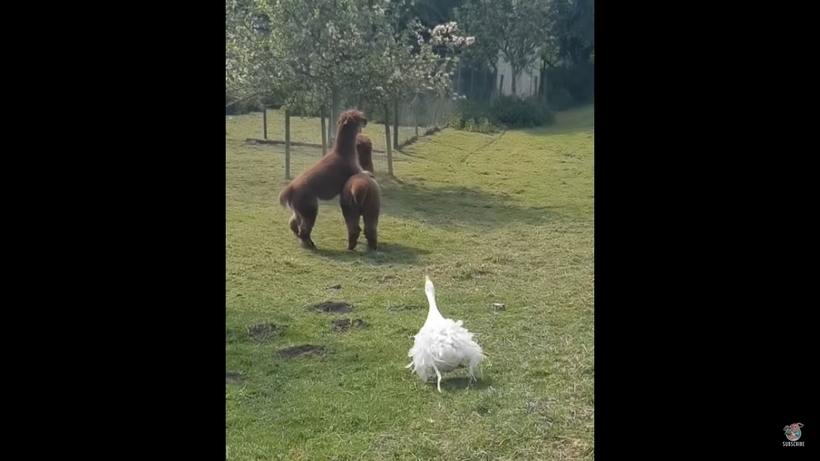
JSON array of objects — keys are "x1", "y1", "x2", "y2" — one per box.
[
  {"x1": 226, "y1": 0, "x2": 296, "y2": 111},
  {"x1": 363, "y1": 14, "x2": 475, "y2": 149},
  {"x1": 226, "y1": 0, "x2": 474, "y2": 153},
  {"x1": 226, "y1": 0, "x2": 267, "y2": 107}
]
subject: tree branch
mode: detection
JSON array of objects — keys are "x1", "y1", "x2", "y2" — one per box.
[{"x1": 226, "y1": 90, "x2": 263, "y2": 108}]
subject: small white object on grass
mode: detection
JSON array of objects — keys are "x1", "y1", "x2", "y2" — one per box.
[{"x1": 406, "y1": 275, "x2": 485, "y2": 392}]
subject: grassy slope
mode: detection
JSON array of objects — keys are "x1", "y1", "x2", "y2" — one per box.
[{"x1": 226, "y1": 106, "x2": 594, "y2": 461}]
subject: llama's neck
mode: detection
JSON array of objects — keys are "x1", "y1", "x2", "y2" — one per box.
[{"x1": 334, "y1": 125, "x2": 359, "y2": 157}]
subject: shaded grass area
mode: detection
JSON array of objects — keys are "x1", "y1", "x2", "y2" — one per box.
[{"x1": 226, "y1": 105, "x2": 594, "y2": 460}]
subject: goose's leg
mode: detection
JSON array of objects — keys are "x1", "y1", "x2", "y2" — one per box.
[{"x1": 432, "y1": 363, "x2": 443, "y2": 393}]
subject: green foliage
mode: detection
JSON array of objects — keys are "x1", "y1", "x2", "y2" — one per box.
[
  {"x1": 478, "y1": 116, "x2": 494, "y2": 133},
  {"x1": 544, "y1": 62, "x2": 594, "y2": 108},
  {"x1": 491, "y1": 96, "x2": 555, "y2": 128},
  {"x1": 449, "y1": 96, "x2": 553, "y2": 131},
  {"x1": 369, "y1": 110, "x2": 388, "y2": 125},
  {"x1": 448, "y1": 99, "x2": 500, "y2": 133},
  {"x1": 546, "y1": 0, "x2": 594, "y2": 67},
  {"x1": 547, "y1": 88, "x2": 575, "y2": 111},
  {"x1": 226, "y1": 0, "x2": 475, "y2": 118},
  {"x1": 458, "y1": 0, "x2": 549, "y2": 90},
  {"x1": 225, "y1": 92, "x2": 264, "y2": 115},
  {"x1": 447, "y1": 112, "x2": 465, "y2": 130}
]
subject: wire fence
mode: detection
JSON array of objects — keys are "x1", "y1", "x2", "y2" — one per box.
[{"x1": 243, "y1": 94, "x2": 457, "y2": 179}]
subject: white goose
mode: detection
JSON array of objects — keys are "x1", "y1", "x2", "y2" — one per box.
[{"x1": 406, "y1": 275, "x2": 485, "y2": 392}]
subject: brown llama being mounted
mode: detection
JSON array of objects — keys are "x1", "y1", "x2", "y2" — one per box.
[
  {"x1": 356, "y1": 133, "x2": 374, "y2": 172},
  {"x1": 278, "y1": 109, "x2": 367, "y2": 249},
  {"x1": 340, "y1": 134, "x2": 381, "y2": 250}
]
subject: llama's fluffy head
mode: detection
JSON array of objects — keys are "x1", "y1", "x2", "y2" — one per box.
[
  {"x1": 338, "y1": 109, "x2": 368, "y2": 129},
  {"x1": 356, "y1": 133, "x2": 372, "y2": 149}
]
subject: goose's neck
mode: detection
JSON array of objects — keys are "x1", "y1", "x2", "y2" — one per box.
[
  {"x1": 425, "y1": 285, "x2": 444, "y2": 323},
  {"x1": 426, "y1": 303, "x2": 443, "y2": 323}
]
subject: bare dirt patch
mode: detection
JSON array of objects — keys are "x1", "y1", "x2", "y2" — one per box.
[
  {"x1": 331, "y1": 318, "x2": 369, "y2": 332},
  {"x1": 308, "y1": 301, "x2": 353, "y2": 313},
  {"x1": 226, "y1": 371, "x2": 245, "y2": 384},
  {"x1": 247, "y1": 323, "x2": 280, "y2": 341},
  {"x1": 277, "y1": 344, "x2": 326, "y2": 359}
]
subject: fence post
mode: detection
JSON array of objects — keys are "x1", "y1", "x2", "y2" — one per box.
[
  {"x1": 329, "y1": 89, "x2": 339, "y2": 146},
  {"x1": 384, "y1": 104, "x2": 393, "y2": 177},
  {"x1": 469, "y1": 66, "x2": 475, "y2": 99},
  {"x1": 432, "y1": 97, "x2": 441, "y2": 130},
  {"x1": 320, "y1": 107, "x2": 327, "y2": 156},
  {"x1": 262, "y1": 108, "x2": 268, "y2": 139},
  {"x1": 285, "y1": 109, "x2": 291, "y2": 180},
  {"x1": 393, "y1": 99, "x2": 399, "y2": 149},
  {"x1": 414, "y1": 94, "x2": 419, "y2": 138},
  {"x1": 456, "y1": 61, "x2": 461, "y2": 96}
]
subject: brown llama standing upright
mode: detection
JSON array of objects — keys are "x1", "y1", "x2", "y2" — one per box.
[
  {"x1": 340, "y1": 133, "x2": 381, "y2": 251},
  {"x1": 355, "y1": 133, "x2": 374, "y2": 172},
  {"x1": 278, "y1": 109, "x2": 367, "y2": 249}
]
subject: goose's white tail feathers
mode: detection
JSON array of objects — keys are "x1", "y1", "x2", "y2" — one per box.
[
  {"x1": 407, "y1": 318, "x2": 484, "y2": 381},
  {"x1": 407, "y1": 275, "x2": 485, "y2": 387}
]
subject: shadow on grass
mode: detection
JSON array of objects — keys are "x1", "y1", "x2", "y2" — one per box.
[
  {"x1": 312, "y1": 241, "x2": 431, "y2": 265},
  {"x1": 523, "y1": 125, "x2": 594, "y2": 137},
  {"x1": 377, "y1": 177, "x2": 561, "y2": 228},
  {"x1": 438, "y1": 376, "x2": 493, "y2": 392},
  {"x1": 524, "y1": 106, "x2": 594, "y2": 137}
]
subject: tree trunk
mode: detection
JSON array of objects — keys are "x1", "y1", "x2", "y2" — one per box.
[
  {"x1": 469, "y1": 67, "x2": 474, "y2": 100},
  {"x1": 326, "y1": 104, "x2": 333, "y2": 147},
  {"x1": 262, "y1": 108, "x2": 268, "y2": 139},
  {"x1": 510, "y1": 68, "x2": 518, "y2": 98},
  {"x1": 285, "y1": 110, "x2": 291, "y2": 179},
  {"x1": 329, "y1": 88, "x2": 339, "y2": 146},
  {"x1": 414, "y1": 94, "x2": 419, "y2": 137},
  {"x1": 320, "y1": 107, "x2": 327, "y2": 156},
  {"x1": 393, "y1": 100, "x2": 399, "y2": 149},
  {"x1": 384, "y1": 104, "x2": 393, "y2": 176},
  {"x1": 456, "y1": 62, "x2": 462, "y2": 95}
]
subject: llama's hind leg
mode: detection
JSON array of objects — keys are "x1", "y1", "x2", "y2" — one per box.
[
  {"x1": 293, "y1": 197, "x2": 319, "y2": 250},
  {"x1": 363, "y1": 214, "x2": 378, "y2": 251},
  {"x1": 340, "y1": 203, "x2": 361, "y2": 251},
  {"x1": 288, "y1": 213, "x2": 301, "y2": 238}
]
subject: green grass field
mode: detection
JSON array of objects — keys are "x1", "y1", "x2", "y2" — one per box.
[{"x1": 226, "y1": 105, "x2": 594, "y2": 460}]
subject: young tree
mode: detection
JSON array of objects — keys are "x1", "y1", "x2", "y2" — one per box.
[
  {"x1": 547, "y1": 0, "x2": 594, "y2": 67},
  {"x1": 226, "y1": 0, "x2": 296, "y2": 111},
  {"x1": 226, "y1": 0, "x2": 269, "y2": 105}
]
